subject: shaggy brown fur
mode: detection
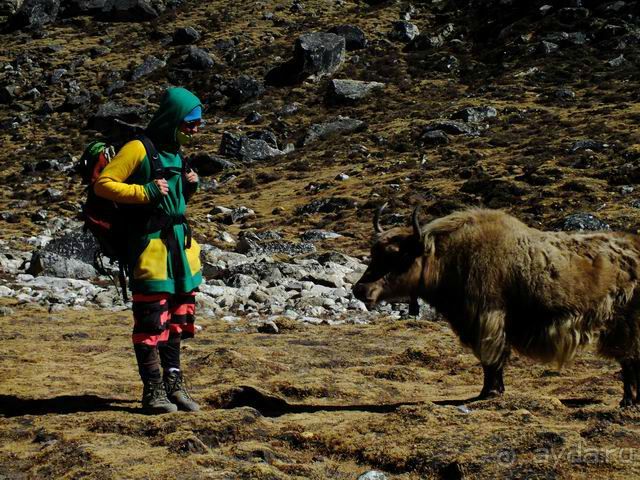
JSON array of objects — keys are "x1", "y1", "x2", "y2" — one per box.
[{"x1": 353, "y1": 208, "x2": 640, "y2": 406}]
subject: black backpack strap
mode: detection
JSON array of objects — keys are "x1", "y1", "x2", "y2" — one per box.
[
  {"x1": 118, "y1": 263, "x2": 129, "y2": 303},
  {"x1": 137, "y1": 134, "x2": 163, "y2": 180}
]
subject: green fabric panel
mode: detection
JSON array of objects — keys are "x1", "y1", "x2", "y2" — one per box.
[{"x1": 124, "y1": 87, "x2": 203, "y2": 295}]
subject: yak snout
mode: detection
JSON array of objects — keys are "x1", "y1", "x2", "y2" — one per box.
[{"x1": 352, "y1": 280, "x2": 381, "y2": 309}]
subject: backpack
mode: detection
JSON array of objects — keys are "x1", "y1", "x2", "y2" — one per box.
[{"x1": 78, "y1": 135, "x2": 162, "y2": 303}]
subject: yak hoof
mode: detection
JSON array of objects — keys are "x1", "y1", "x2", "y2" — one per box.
[
  {"x1": 620, "y1": 397, "x2": 635, "y2": 408},
  {"x1": 478, "y1": 389, "x2": 503, "y2": 400}
]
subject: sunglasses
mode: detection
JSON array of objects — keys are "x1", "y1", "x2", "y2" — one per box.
[{"x1": 181, "y1": 119, "x2": 205, "y2": 130}]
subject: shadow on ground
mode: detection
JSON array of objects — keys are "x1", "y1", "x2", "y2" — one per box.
[{"x1": 0, "y1": 394, "x2": 140, "y2": 417}]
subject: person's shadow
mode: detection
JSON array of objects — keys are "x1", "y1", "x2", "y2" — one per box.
[{"x1": 0, "y1": 394, "x2": 141, "y2": 417}]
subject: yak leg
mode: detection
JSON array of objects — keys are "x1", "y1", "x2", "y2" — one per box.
[
  {"x1": 620, "y1": 360, "x2": 636, "y2": 408},
  {"x1": 476, "y1": 310, "x2": 508, "y2": 399},
  {"x1": 409, "y1": 296, "x2": 420, "y2": 317},
  {"x1": 479, "y1": 347, "x2": 510, "y2": 399}
]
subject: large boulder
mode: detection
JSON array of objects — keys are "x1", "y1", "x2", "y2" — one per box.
[
  {"x1": 294, "y1": 32, "x2": 345, "y2": 79},
  {"x1": 266, "y1": 32, "x2": 345, "y2": 86},
  {"x1": 183, "y1": 46, "x2": 214, "y2": 70},
  {"x1": 188, "y1": 152, "x2": 235, "y2": 176},
  {"x1": 173, "y1": 26, "x2": 200, "y2": 44},
  {"x1": 87, "y1": 101, "x2": 146, "y2": 136},
  {"x1": 328, "y1": 24, "x2": 367, "y2": 50},
  {"x1": 225, "y1": 75, "x2": 265, "y2": 105},
  {"x1": 63, "y1": 0, "x2": 174, "y2": 20},
  {"x1": 27, "y1": 229, "x2": 99, "y2": 279},
  {"x1": 8, "y1": 0, "x2": 59, "y2": 30},
  {"x1": 219, "y1": 132, "x2": 291, "y2": 162}
]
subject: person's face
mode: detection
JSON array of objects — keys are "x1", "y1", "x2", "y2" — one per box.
[{"x1": 179, "y1": 119, "x2": 202, "y2": 135}]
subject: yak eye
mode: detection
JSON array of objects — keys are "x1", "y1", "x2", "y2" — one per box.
[{"x1": 385, "y1": 244, "x2": 401, "y2": 255}]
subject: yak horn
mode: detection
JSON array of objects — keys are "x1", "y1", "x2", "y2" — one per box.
[
  {"x1": 412, "y1": 205, "x2": 422, "y2": 238},
  {"x1": 374, "y1": 202, "x2": 388, "y2": 234}
]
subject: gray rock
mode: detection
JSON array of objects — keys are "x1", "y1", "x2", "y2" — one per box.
[
  {"x1": 44, "y1": 188, "x2": 63, "y2": 199},
  {"x1": 267, "y1": 32, "x2": 346, "y2": 86},
  {"x1": 570, "y1": 139, "x2": 607, "y2": 153},
  {"x1": 420, "y1": 129, "x2": 449, "y2": 146},
  {"x1": 558, "y1": 7, "x2": 590, "y2": 22},
  {"x1": 608, "y1": 54, "x2": 625, "y2": 67},
  {"x1": 244, "y1": 111, "x2": 262, "y2": 124},
  {"x1": 226, "y1": 75, "x2": 265, "y2": 104},
  {"x1": 219, "y1": 132, "x2": 290, "y2": 162},
  {"x1": 9, "y1": 0, "x2": 59, "y2": 30},
  {"x1": 328, "y1": 24, "x2": 367, "y2": 50},
  {"x1": 188, "y1": 152, "x2": 235, "y2": 176},
  {"x1": 236, "y1": 232, "x2": 316, "y2": 257},
  {"x1": 173, "y1": 26, "x2": 200, "y2": 44},
  {"x1": 227, "y1": 206, "x2": 255, "y2": 224},
  {"x1": 0, "y1": 85, "x2": 20, "y2": 105},
  {"x1": 87, "y1": 102, "x2": 146, "y2": 133},
  {"x1": 300, "y1": 116, "x2": 366, "y2": 146},
  {"x1": 130, "y1": 55, "x2": 166, "y2": 81},
  {"x1": 560, "y1": 213, "x2": 610, "y2": 231},
  {"x1": 48, "y1": 68, "x2": 66, "y2": 84},
  {"x1": 358, "y1": 471, "x2": 387, "y2": 480},
  {"x1": 452, "y1": 106, "x2": 497, "y2": 123},
  {"x1": 328, "y1": 79, "x2": 385, "y2": 104},
  {"x1": 98, "y1": 0, "x2": 161, "y2": 21},
  {"x1": 296, "y1": 196, "x2": 357, "y2": 215},
  {"x1": 389, "y1": 21, "x2": 419, "y2": 42},
  {"x1": 226, "y1": 273, "x2": 259, "y2": 288},
  {"x1": 301, "y1": 230, "x2": 342, "y2": 242},
  {"x1": 184, "y1": 46, "x2": 214, "y2": 70},
  {"x1": 257, "y1": 320, "x2": 279, "y2": 334},
  {"x1": 539, "y1": 40, "x2": 559, "y2": 54},
  {"x1": 27, "y1": 251, "x2": 97, "y2": 279},
  {"x1": 294, "y1": 32, "x2": 345, "y2": 79},
  {"x1": 407, "y1": 23, "x2": 455, "y2": 50},
  {"x1": 422, "y1": 120, "x2": 480, "y2": 136},
  {"x1": 554, "y1": 87, "x2": 575, "y2": 100},
  {"x1": 61, "y1": 90, "x2": 91, "y2": 111}
]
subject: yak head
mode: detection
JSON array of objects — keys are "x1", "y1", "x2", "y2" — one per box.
[{"x1": 353, "y1": 204, "x2": 427, "y2": 309}]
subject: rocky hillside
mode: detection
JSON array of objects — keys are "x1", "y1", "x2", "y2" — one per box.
[
  {"x1": 3, "y1": 0, "x2": 640, "y2": 478},
  {"x1": 2, "y1": 0, "x2": 640, "y2": 252}
]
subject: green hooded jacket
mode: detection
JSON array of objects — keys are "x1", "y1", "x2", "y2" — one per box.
[{"x1": 125, "y1": 87, "x2": 203, "y2": 294}]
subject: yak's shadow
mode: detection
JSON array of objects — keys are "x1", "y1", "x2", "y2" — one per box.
[
  {"x1": 215, "y1": 385, "x2": 425, "y2": 417},
  {"x1": 214, "y1": 387, "x2": 605, "y2": 417},
  {"x1": 0, "y1": 394, "x2": 141, "y2": 417}
]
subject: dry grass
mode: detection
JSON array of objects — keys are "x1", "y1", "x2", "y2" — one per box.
[{"x1": 2, "y1": 301, "x2": 640, "y2": 479}]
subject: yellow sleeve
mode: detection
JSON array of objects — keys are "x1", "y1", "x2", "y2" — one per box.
[{"x1": 94, "y1": 140, "x2": 150, "y2": 204}]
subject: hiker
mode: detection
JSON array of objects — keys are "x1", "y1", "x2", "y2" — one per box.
[{"x1": 94, "y1": 87, "x2": 203, "y2": 414}]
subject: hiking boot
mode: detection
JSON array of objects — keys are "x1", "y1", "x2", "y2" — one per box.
[
  {"x1": 142, "y1": 379, "x2": 178, "y2": 414},
  {"x1": 164, "y1": 371, "x2": 200, "y2": 412}
]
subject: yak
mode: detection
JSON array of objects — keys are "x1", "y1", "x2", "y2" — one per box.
[{"x1": 353, "y1": 206, "x2": 640, "y2": 406}]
